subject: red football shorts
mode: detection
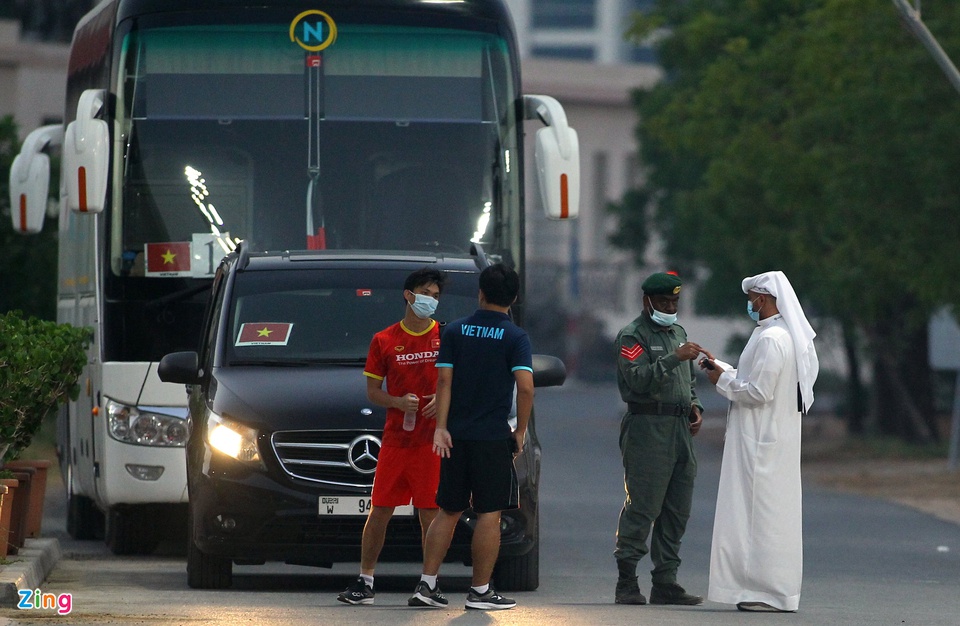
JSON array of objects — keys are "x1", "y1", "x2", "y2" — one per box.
[{"x1": 371, "y1": 443, "x2": 440, "y2": 509}]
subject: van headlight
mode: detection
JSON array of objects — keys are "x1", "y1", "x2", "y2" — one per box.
[
  {"x1": 207, "y1": 413, "x2": 260, "y2": 462},
  {"x1": 105, "y1": 399, "x2": 187, "y2": 447}
]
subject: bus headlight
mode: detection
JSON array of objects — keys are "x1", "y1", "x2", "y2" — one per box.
[
  {"x1": 208, "y1": 413, "x2": 260, "y2": 462},
  {"x1": 105, "y1": 399, "x2": 188, "y2": 447}
]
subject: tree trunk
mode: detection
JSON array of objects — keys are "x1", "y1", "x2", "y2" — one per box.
[
  {"x1": 869, "y1": 319, "x2": 938, "y2": 444},
  {"x1": 842, "y1": 320, "x2": 866, "y2": 434}
]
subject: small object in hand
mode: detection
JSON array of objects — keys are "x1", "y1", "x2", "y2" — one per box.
[{"x1": 700, "y1": 358, "x2": 715, "y2": 370}]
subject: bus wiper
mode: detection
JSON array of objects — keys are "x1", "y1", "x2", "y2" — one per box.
[{"x1": 146, "y1": 283, "x2": 212, "y2": 311}]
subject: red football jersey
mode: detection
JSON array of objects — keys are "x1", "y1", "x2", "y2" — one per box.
[{"x1": 364, "y1": 320, "x2": 441, "y2": 447}]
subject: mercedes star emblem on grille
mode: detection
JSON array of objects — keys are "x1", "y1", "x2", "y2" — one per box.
[{"x1": 347, "y1": 434, "x2": 381, "y2": 474}]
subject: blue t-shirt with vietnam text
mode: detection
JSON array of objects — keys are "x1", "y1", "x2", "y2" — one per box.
[{"x1": 436, "y1": 309, "x2": 533, "y2": 440}]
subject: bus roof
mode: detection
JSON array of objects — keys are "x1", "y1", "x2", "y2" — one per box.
[{"x1": 110, "y1": 0, "x2": 515, "y2": 28}]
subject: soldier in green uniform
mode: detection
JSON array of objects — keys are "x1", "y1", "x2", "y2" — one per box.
[{"x1": 613, "y1": 271, "x2": 706, "y2": 606}]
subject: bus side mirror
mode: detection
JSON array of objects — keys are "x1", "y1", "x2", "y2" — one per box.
[
  {"x1": 63, "y1": 88, "x2": 109, "y2": 214},
  {"x1": 8, "y1": 124, "x2": 63, "y2": 234},
  {"x1": 524, "y1": 94, "x2": 580, "y2": 220},
  {"x1": 532, "y1": 354, "x2": 567, "y2": 388}
]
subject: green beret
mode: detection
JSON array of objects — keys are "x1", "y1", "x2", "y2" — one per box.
[{"x1": 642, "y1": 272, "x2": 682, "y2": 296}]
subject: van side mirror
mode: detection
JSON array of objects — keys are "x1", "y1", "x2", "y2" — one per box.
[
  {"x1": 8, "y1": 124, "x2": 63, "y2": 234},
  {"x1": 524, "y1": 94, "x2": 580, "y2": 220},
  {"x1": 63, "y1": 89, "x2": 109, "y2": 214},
  {"x1": 532, "y1": 354, "x2": 566, "y2": 388},
  {"x1": 158, "y1": 351, "x2": 201, "y2": 385}
]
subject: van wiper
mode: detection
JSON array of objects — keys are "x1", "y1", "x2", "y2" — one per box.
[
  {"x1": 228, "y1": 359, "x2": 312, "y2": 367},
  {"x1": 306, "y1": 357, "x2": 367, "y2": 365},
  {"x1": 228, "y1": 357, "x2": 365, "y2": 367}
]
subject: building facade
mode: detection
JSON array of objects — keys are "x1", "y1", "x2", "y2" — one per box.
[
  {"x1": 505, "y1": 0, "x2": 656, "y2": 63},
  {"x1": 0, "y1": 20, "x2": 68, "y2": 135}
]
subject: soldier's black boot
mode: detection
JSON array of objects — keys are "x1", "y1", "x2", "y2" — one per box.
[
  {"x1": 649, "y1": 582, "x2": 703, "y2": 606},
  {"x1": 614, "y1": 560, "x2": 646, "y2": 605}
]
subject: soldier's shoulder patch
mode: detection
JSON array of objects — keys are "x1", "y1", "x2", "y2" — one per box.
[{"x1": 620, "y1": 343, "x2": 644, "y2": 360}]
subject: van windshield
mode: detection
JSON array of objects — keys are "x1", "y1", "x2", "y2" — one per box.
[{"x1": 223, "y1": 268, "x2": 479, "y2": 364}]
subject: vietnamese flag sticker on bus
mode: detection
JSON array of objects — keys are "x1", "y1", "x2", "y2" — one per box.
[
  {"x1": 236, "y1": 323, "x2": 293, "y2": 347},
  {"x1": 145, "y1": 242, "x2": 192, "y2": 276}
]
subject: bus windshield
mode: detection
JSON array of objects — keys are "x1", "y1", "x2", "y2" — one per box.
[{"x1": 112, "y1": 19, "x2": 519, "y2": 279}]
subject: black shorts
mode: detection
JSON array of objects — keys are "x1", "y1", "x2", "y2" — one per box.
[{"x1": 435, "y1": 438, "x2": 519, "y2": 514}]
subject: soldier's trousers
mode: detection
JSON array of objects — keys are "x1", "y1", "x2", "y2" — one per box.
[{"x1": 614, "y1": 411, "x2": 697, "y2": 585}]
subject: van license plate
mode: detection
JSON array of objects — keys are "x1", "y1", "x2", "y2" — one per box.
[{"x1": 317, "y1": 496, "x2": 414, "y2": 516}]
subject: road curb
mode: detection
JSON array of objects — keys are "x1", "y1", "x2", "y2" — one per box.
[{"x1": 0, "y1": 538, "x2": 62, "y2": 607}]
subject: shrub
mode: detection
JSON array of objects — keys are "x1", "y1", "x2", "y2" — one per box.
[{"x1": 0, "y1": 311, "x2": 90, "y2": 461}]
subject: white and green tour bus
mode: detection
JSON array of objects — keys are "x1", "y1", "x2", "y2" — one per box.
[{"x1": 9, "y1": 0, "x2": 579, "y2": 556}]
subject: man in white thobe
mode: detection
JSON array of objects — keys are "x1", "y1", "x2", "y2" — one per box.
[{"x1": 700, "y1": 271, "x2": 818, "y2": 613}]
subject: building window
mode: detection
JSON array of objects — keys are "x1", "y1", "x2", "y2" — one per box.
[
  {"x1": 531, "y1": 0, "x2": 595, "y2": 29},
  {"x1": 530, "y1": 45, "x2": 595, "y2": 61},
  {"x1": 629, "y1": 46, "x2": 658, "y2": 64}
]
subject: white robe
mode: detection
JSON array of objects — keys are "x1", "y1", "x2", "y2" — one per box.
[{"x1": 708, "y1": 315, "x2": 803, "y2": 611}]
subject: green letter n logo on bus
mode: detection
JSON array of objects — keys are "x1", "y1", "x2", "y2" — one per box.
[{"x1": 290, "y1": 10, "x2": 338, "y2": 52}]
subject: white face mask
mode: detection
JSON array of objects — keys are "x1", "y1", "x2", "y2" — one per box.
[
  {"x1": 649, "y1": 308, "x2": 678, "y2": 327},
  {"x1": 409, "y1": 293, "x2": 438, "y2": 319}
]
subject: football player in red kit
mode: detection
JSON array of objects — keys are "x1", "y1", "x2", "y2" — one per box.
[{"x1": 338, "y1": 268, "x2": 446, "y2": 605}]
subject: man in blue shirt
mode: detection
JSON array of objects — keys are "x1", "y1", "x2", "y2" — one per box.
[{"x1": 408, "y1": 263, "x2": 534, "y2": 612}]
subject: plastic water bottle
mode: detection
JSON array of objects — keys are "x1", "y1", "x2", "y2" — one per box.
[{"x1": 403, "y1": 410, "x2": 417, "y2": 431}]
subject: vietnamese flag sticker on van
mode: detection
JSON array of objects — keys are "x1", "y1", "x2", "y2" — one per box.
[
  {"x1": 236, "y1": 323, "x2": 293, "y2": 346},
  {"x1": 145, "y1": 242, "x2": 192, "y2": 276}
]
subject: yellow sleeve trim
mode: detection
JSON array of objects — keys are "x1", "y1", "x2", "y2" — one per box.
[{"x1": 363, "y1": 371, "x2": 384, "y2": 381}]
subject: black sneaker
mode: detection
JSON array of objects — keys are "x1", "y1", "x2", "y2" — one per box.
[
  {"x1": 408, "y1": 580, "x2": 448, "y2": 608},
  {"x1": 649, "y1": 582, "x2": 703, "y2": 606},
  {"x1": 465, "y1": 585, "x2": 516, "y2": 610},
  {"x1": 337, "y1": 576, "x2": 374, "y2": 605}
]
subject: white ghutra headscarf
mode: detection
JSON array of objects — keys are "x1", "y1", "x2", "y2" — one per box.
[{"x1": 742, "y1": 271, "x2": 819, "y2": 412}]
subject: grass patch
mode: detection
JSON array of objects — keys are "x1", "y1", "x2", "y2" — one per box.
[{"x1": 812, "y1": 435, "x2": 950, "y2": 461}]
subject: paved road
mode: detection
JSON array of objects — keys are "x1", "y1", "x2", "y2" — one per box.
[{"x1": 1, "y1": 382, "x2": 958, "y2": 625}]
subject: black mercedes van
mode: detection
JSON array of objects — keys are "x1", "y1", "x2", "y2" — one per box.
[{"x1": 158, "y1": 247, "x2": 565, "y2": 590}]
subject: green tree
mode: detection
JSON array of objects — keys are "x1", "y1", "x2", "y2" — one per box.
[
  {"x1": 0, "y1": 115, "x2": 59, "y2": 320},
  {"x1": 613, "y1": 0, "x2": 960, "y2": 441}
]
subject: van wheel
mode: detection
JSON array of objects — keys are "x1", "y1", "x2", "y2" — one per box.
[
  {"x1": 106, "y1": 506, "x2": 160, "y2": 555},
  {"x1": 187, "y1": 509, "x2": 232, "y2": 589},
  {"x1": 493, "y1": 537, "x2": 540, "y2": 591}
]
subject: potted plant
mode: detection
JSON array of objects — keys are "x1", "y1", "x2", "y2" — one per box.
[
  {"x1": 0, "y1": 471, "x2": 15, "y2": 559},
  {"x1": 0, "y1": 310, "x2": 89, "y2": 461},
  {"x1": 3, "y1": 458, "x2": 50, "y2": 538},
  {"x1": 0, "y1": 311, "x2": 89, "y2": 540}
]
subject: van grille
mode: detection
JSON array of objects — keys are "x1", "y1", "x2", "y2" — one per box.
[{"x1": 270, "y1": 430, "x2": 381, "y2": 488}]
